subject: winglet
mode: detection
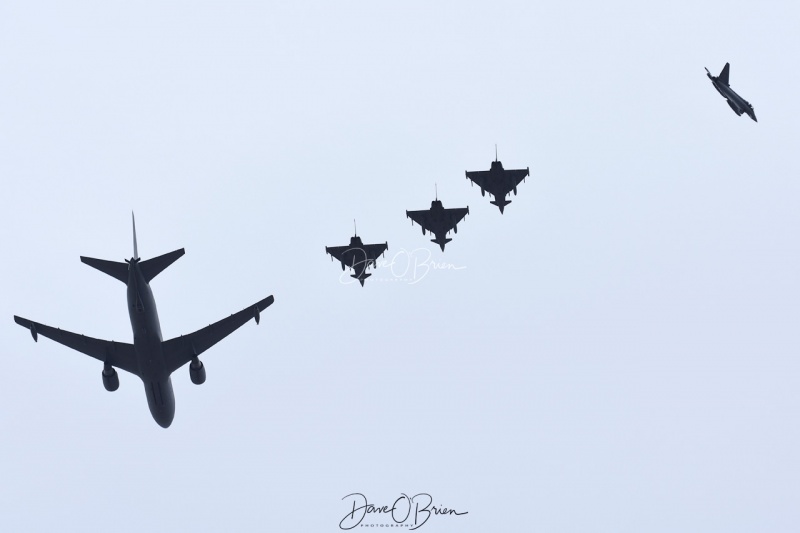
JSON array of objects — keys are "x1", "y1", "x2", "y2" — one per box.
[
  {"x1": 353, "y1": 219, "x2": 357, "y2": 237},
  {"x1": 132, "y1": 211, "x2": 139, "y2": 260},
  {"x1": 495, "y1": 144, "x2": 498, "y2": 162},
  {"x1": 435, "y1": 182, "x2": 438, "y2": 201}
]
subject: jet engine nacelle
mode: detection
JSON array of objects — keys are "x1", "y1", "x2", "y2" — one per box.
[
  {"x1": 513, "y1": 186, "x2": 517, "y2": 196},
  {"x1": 190, "y1": 357, "x2": 206, "y2": 385},
  {"x1": 481, "y1": 189, "x2": 485, "y2": 197},
  {"x1": 102, "y1": 364, "x2": 119, "y2": 392},
  {"x1": 422, "y1": 228, "x2": 426, "y2": 235},
  {"x1": 454, "y1": 224, "x2": 458, "y2": 234}
]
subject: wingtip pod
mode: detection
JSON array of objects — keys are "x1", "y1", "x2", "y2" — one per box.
[
  {"x1": 13, "y1": 316, "x2": 37, "y2": 342},
  {"x1": 253, "y1": 294, "x2": 275, "y2": 325}
]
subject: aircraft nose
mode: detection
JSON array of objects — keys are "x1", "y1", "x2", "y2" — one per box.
[{"x1": 154, "y1": 413, "x2": 174, "y2": 428}]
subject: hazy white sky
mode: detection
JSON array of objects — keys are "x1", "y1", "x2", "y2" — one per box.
[{"x1": 1, "y1": 1, "x2": 799, "y2": 531}]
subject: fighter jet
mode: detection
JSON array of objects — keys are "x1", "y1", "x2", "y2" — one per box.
[
  {"x1": 406, "y1": 187, "x2": 469, "y2": 251},
  {"x1": 465, "y1": 148, "x2": 530, "y2": 214},
  {"x1": 325, "y1": 223, "x2": 388, "y2": 287},
  {"x1": 705, "y1": 62, "x2": 757, "y2": 122},
  {"x1": 13, "y1": 213, "x2": 274, "y2": 428}
]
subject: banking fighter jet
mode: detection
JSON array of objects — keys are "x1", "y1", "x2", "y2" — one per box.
[{"x1": 705, "y1": 62, "x2": 757, "y2": 122}]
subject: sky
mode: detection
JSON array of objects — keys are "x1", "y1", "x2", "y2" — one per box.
[{"x1": 1, "y1": 1, "x2": 799, "y2": 531}]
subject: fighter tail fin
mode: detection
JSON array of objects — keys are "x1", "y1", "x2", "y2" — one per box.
[{"x1": 718, "y1": 62, "x2": 730, "y2": 85}]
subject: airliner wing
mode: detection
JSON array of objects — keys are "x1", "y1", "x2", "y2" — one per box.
[
  {"x1": 13, "y1": 315, "x2": 139, "y2": 375},
  {"x1": 162, "y1": 295, "x2": 274, "y2": 374}
]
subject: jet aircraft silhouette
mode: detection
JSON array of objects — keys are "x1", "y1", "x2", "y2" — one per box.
[
  {"x1": 406, "y1": 188, "x2": 469, "y2": 251},
  {"x1": 465, "y1": 149, "x2": 530, "y2": 214},
  {"x1": 705, "y1": 62, "x2": 757, "y2": 122},
  {"x1": 325, "y1": 224, "x2": 388, "y2": 286},
  {"x1": 14, "y1": 213, "x2": 274, "y2": 428}
]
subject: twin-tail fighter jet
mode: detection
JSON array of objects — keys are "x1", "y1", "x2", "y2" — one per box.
[
  {"x1": 14, "y1": 213, "x2": 274, "y2": 428},
  {"x1": 406, "y1": 186, "x2": 469, "y2": 251},
  {"x1": 465, "y1": 147, "x2": 530, "y2": 214},
  {"x1": 325, "y1": 223, "x2": 388, "y2": 286},
  {"x1": 705, "y1": 62, "x2": 757, "y2": 122}
]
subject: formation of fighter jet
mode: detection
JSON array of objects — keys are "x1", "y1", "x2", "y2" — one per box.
[
  {"x1": 465, "y1": 148, "x2": 530, "y2": 214},
  {"x1": 325, "y1": 223, "x2": 388, "y2": 286},
  {"x1": 705, "y1": 62, "x2": 757, "y2": 122},
  {"x1": 13, "y1": 214, "x2": 274, "y2": 428},
  {"x1": 12, "y1": 60, "x2": 761, "y2": 428},
  {"x1": 406, "y1": 187, "x2": 469, "y2": 251}
]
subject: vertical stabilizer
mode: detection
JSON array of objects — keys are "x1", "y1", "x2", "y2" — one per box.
[
  {"x1": 719, "y1": 63, "x2": 730, "y2": 85},
  {"x1": 132, "y1": 211, "x2": 139, "y2": 260}
]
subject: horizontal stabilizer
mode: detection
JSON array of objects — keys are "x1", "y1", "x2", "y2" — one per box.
[
  {"x1": 432, "y1": 237, "x2": 452, "y2": 252},
  {"x1": 140, "y1": 248, "x2": 185, "y2": 283},
  {"x1": 80, "y1": 256, "x2": 129, "y2": 284},
  {"x1": 490, "y1": 199, "x2": 511, "y2": 214}
]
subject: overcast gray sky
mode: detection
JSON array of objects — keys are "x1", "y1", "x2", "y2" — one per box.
[{"x1": 1, "y1": 1, "x2": 799, "y2": 531}]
